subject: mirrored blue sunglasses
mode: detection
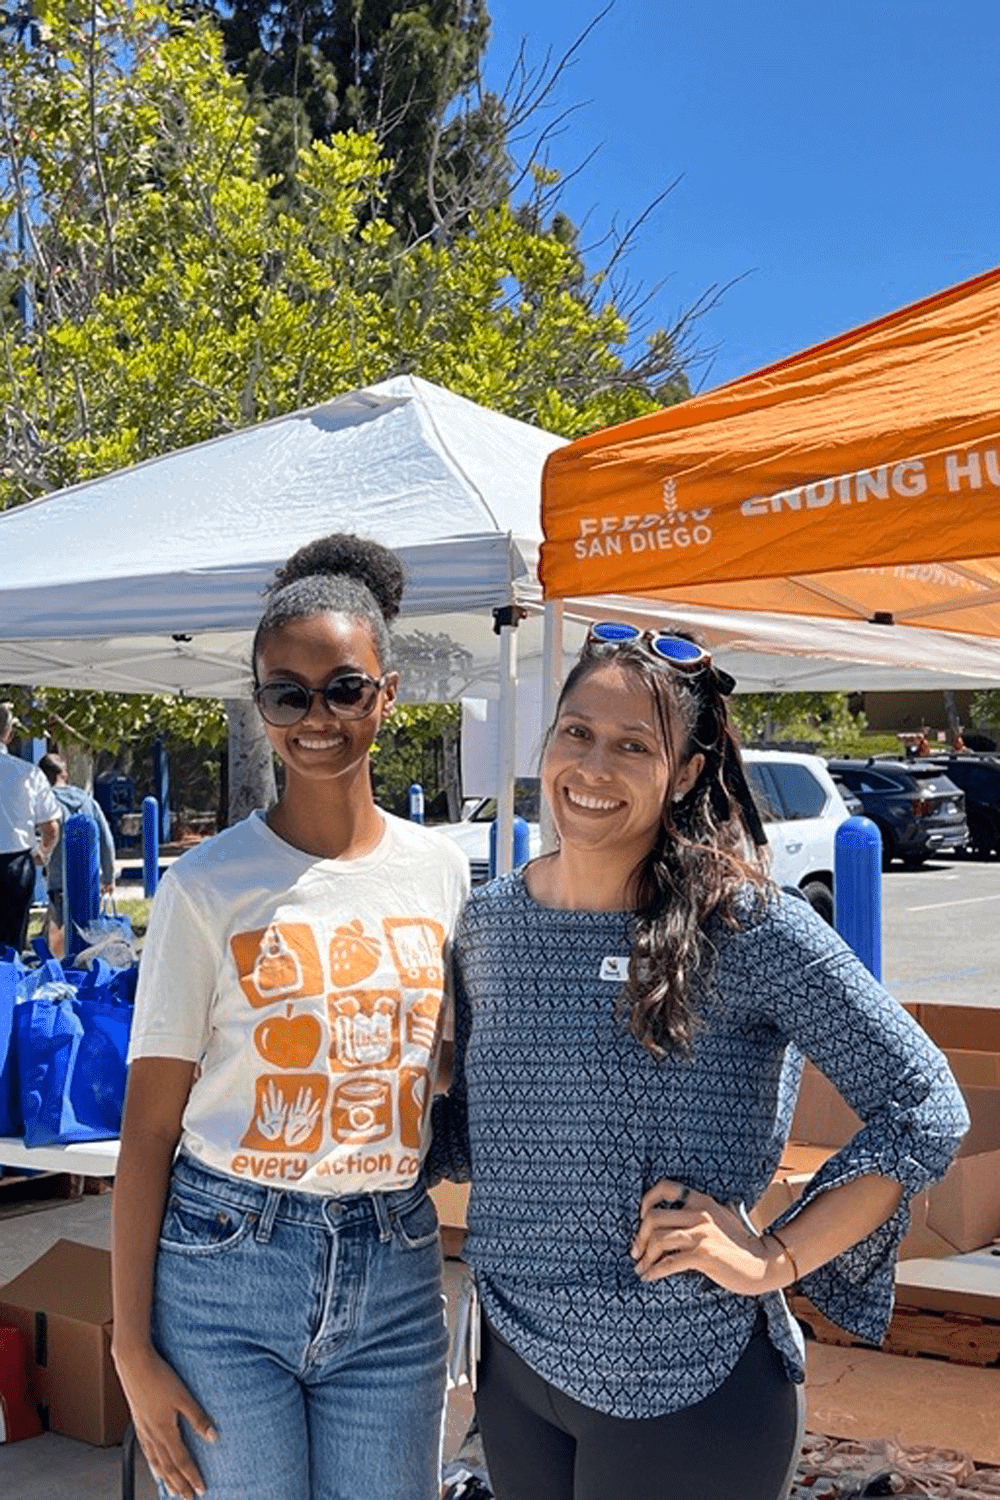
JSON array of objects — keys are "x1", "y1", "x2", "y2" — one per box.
[{"x1": 583, "y1": 622, "x2": 734, "y2": 693}]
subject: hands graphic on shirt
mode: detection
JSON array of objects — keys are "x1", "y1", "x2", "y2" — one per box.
[
  {"x1": 285, "y1": 1086, "x2": 323, "y2": 1145},
  {"x1": 252, "y1": 1079, "x2": 322, "y2": 1147},
  {"x1": 255, "y1": 1080, "x2": 288, "y2": 1142}
]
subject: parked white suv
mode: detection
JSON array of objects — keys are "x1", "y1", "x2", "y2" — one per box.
[
  {"x1": 742, "y1": 749, "x2": 851, "y2": 923},
  {"x1": 437, "y1": 752, "x2": 850, "y2": 923}
]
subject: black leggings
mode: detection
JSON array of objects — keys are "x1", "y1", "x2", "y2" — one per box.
[
  {"x1": 0, "y1": 850, "x2": 35, "y2": 952},
  {"x1": 476, "y1": 1314, "x2": 805, "y2": 1500}
]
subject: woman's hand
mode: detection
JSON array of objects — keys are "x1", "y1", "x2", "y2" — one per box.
[
  {"x1": 113, "y1": 1342, "x2": 217, "y2": 1500},
  {"x1": 630, "y1": 1179, "x2": 792, "y2": 1296}
]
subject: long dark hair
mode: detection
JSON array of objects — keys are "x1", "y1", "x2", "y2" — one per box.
[{"x1": 549, "y1": 646, "x2": 771, "y2": 1058}]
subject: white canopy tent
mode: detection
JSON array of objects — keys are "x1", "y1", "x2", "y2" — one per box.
[
  {"x1": 2, "y1": 375, "x2": 1000, "y2": 866},
  {"x1": 3, "y1": 373, "x2": 1000, "y2": 699}
]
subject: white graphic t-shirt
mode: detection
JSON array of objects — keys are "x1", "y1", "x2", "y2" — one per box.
[{"x1": 129, "y1": 811, "x2": 469, "y2": 1195}]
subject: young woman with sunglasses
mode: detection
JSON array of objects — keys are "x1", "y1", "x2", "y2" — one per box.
[
  {"x1": 112, "y1": 535, "x2": 468, "y2": 1500},
  {"x1": 431, "y1": 625, "x2": 967, "y2": 1500}
]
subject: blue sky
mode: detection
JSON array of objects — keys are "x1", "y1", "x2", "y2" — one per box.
[{"x1": 483, "y1": 0, "x2": 1000, "y2": 391}]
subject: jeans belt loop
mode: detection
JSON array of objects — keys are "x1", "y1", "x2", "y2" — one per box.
[
  {"x1": 255, "y1": 1187, "x2": 282, "y2": 1244},
  {"x1": 371, "y1": 1192, "x2": 393, "y2": 1243}
]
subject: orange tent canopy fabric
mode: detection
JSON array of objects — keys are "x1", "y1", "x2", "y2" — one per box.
[{"x1": 540, "y1": 266, "x2": 1000, "y2": 638}]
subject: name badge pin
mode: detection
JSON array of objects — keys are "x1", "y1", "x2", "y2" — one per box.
[{"x1": 599, "y1": 956, "x2": 630, "y2": 982}]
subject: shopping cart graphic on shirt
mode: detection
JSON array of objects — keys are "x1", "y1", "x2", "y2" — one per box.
[
  {"x1": 327, "y1": 989, "x2": 401, "y2": 1070},
  {"x1": 240, "y1": 1073, "x2": 328, "y2": 1152},
  {"x1": 231, "y1": 923, "x2": 324, "y2": 1007},
  {"x1": 383, "y1": 917, "x2": 445, "y2": 988}
]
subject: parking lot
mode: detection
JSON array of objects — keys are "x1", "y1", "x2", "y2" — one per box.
[{"x1": 881, "y1": 854, "x2": 999, "y2": 1007}]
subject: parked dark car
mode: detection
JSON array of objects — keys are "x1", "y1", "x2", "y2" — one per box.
[
  {"x1": 922, "y1": 754, "x2": 1000, "y2": 857},
  {"x1": 825, "y1": 758, "x2": 968, "y2": 867},
  {"x1": 828, "y1": 775, "x2": 864, "y2": 818}
]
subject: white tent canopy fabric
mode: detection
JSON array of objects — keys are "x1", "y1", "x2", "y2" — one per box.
[
  {"x1": 0, "y1": 373, "x2": 999, "y2": 703},
  {"x1": 0, "y1": 376, "x2": 561, "y2": 698}
]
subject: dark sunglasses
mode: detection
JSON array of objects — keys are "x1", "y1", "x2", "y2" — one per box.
[
  {"x1": 583, "y1": 622, "x2": 735, "y2": 695},
  {"x1": 254, "y1": 672, "x2": 386, "y2": 726}
]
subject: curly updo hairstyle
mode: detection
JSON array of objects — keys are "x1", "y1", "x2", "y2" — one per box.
[
  {"x1": 550, "y1": 643, "x2": 772, "y2": 1059},
  {"x1": 252, "y1": 534, "x2": 405, "y2": 681}
]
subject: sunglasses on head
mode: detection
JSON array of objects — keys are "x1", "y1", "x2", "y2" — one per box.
[
  {"x1": 254, "y1": 672, "x2": 386, "y2": 726},
  {"x1": 583, "y1": 622, "x2": 735, "y2": 695}
]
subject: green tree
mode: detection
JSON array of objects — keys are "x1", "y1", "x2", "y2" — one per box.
[
  {"x1": 197, "y1": 0, "x2": 505, "y2": 238},
  {"x1": 730, "y1": 693, "x2": 900, "y2": 758},
  {"x1": 0, "y1": 0, "x2": 690, "y2": 786}
]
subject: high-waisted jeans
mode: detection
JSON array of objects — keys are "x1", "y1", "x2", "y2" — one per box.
[{"x1": 151, "y1": 1154, "x2": 449, "y2": 1500}]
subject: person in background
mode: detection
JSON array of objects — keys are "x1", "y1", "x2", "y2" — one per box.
[
  {"x1": 38, "y1": 752, "x2": 116, "y2": 958},
  {"x1": 111, "y1": 535, "x2": 469, "y2": 1500},
  {"x1": 0, "y1": 703, "x2": 61, "y2": 954},
  {"x1": 431, "y1": 624, "x2": 969, "y2": 1500}
]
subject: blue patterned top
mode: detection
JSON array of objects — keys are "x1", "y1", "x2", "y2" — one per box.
[{"x1": 429, "y1": 874, "x2": 968, "y2": 1418}]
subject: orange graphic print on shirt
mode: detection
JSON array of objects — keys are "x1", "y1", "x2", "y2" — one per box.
[
  {"x1": 253, "y1": 1005, "x2": 322, "y2": 1069},
  {"x1": 331, "y1": 1077, "x2": 393, "y2": 1144},
  {"x1": 405, "y1": 995, "x2": 443, "y2": 1053},
  {"x1": 327, "y1": 990, "x2": 400, "y2": 1070},
  {"x1": 328, "y1": 921, "x2": 381, "y2": 987},
  {"x1": 240, "y1": 1073, "x2": 328, "y2": 1152},
  {"x1": 231, "y1": 924, "x2": 323, "y2": 1007},
  {"x1": 398, "y1": 1066, "x2": 430, "y2": 1149},
  {"x1": 383, "y1": 917, "x2": 445, "y2": 989}
]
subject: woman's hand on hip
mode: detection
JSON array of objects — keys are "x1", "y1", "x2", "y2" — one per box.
[
  {"x1": 113, "y1": 1342, "x2": 217, "y2": 1499},
  {"x1": 630, "y1": 1179, "x2": 789, "y2": 1296}
]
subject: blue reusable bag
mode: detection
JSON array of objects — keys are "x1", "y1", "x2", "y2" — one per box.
[
  {"x1": 0, "y1": 951, "x2": 26, "y2": 1136},
  {"x1": 15, "y1": 959, "x2": 133, "y2": 1147}
]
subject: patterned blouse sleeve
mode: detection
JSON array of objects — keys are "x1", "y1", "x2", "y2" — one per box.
[
  {"x1": 426, "y1": 927, "x2": 473, "y2": 1186},
  {"x1": 747, "y1": 891, "x2": 968, "y2": 1343}
]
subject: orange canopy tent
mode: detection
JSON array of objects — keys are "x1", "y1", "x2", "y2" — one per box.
[{"x1": 540, "y1": 265, "x2": 1000, "y2": 642}]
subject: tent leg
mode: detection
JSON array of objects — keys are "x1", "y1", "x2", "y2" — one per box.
[
  {"x1": 540, "y1": 602, "x2": 565, "y2": 854},
  {"x1": 493, "y1": 610, "x2": 522, "y2": 876}
]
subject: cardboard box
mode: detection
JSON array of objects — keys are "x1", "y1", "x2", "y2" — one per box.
[
  {"x1": 0, "y1": 1239, "x2": 130, "y2": 1446},
  {"x1": 895, "y1": 1247, "x2": 1000, "y2": 1321},
  {"x1": 806, "y1": 1340, "x2": 1000, "y2": 1466},
  {"x1": 773, "y1": 1036, "x2": 1000, "y2": 1258},
  {"x1": 430, "y1": 1180, "x2": 469, "y2": 1258}
]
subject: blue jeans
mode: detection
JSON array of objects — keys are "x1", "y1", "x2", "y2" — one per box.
[{"x1": 151, "y1": 1154, "x2": 448, "y2": 1500}]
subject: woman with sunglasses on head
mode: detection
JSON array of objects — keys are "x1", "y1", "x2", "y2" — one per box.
[
  {"x1": 430, "y1": 623, "x2": 967, "y2": 1500},
  {"x1": 112, "y1": 535, "x2": 469, "y2": 1500}
]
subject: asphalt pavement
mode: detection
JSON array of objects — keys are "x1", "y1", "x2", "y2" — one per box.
[{"x1": 881, "y1": 853, "x2": 999, "y2": 1008}]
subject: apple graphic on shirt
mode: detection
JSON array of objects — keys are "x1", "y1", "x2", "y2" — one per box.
[{"x1": 254, "y1": 1005, "x2": 322, "y2": 1069}]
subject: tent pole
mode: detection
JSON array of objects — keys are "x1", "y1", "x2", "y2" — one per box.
[
  {"x1": 493, "y1": 606, "x2": 525, "y2": 875},
  {"x1": 540, "y1": 601, "x2": 565, "y2": 854}
]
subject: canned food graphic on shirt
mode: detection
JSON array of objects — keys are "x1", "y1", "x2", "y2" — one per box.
[
  {"x1": 331, "y1": 1077, "x2": 393, "y2": 1144},
  {"x1": 231, "y1": 923, "x2": 323, "y2": 1007},
  {"x1": 398, "y1": 1067, "x2": 430, "y2": 1150},
  {"x1": 327, "y1": 990, "x2": 400, "y2": 1070},
  {"x1": 383, "y1": 917, "x2": 445, "y2": 988}
]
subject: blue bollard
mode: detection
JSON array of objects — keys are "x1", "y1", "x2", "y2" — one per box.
[
  {"x1": 65, "y1": 813, "x2": 100, "y2": 959},
  {"x1": 143, "y1": 796, "x2": 160, "y2": 898},
  {"x1": 834, "y1": 816, "x2": 882, "y2": 980},
  {"x1": 408, "y1": 782, "x2": 425, "y2": 824},
  {"x1": 153, "y1": 735, "x2": 171, "y2": 844},
  {"x1": 489, "y1": 815, "x2": 530, "y2": 879}
]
